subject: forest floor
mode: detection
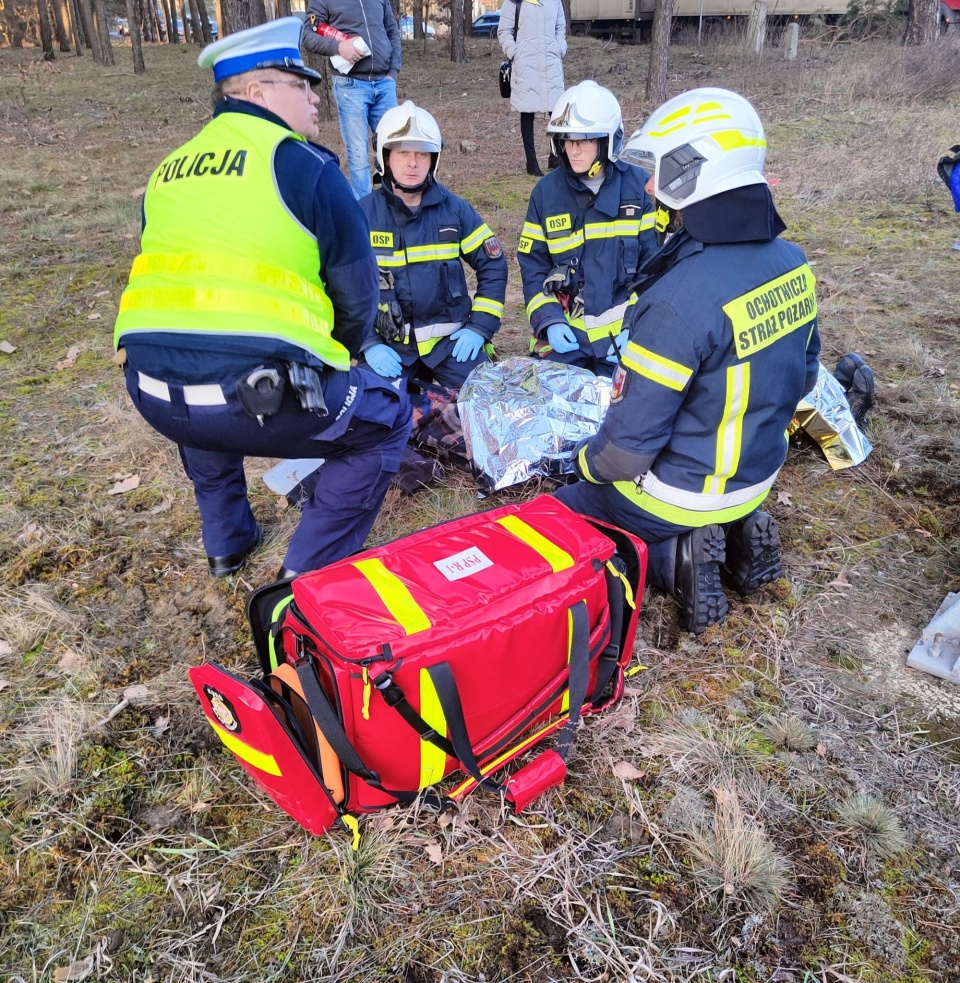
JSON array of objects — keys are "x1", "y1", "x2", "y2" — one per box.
[{"x1": 1, "y1": 26, "x2": 960, "y2": 983}]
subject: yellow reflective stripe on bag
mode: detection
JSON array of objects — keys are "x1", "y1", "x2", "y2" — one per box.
[
  {"x1": 209, "y1": 720, "x2": 282, "y2": 776},
  {"x1": 496, "y1": 515, "x2": 574, "y2": 573},
  {"x1": 418, "y1": 669, "x2": 449, "y2": 788},
  {"x1": 353, "y1": 558, "x2": 432, "y2": 635}
]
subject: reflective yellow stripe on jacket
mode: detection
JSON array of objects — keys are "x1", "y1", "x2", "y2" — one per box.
[{"x1": 115, "y1": 112, "x2": 348, "y2": 369}]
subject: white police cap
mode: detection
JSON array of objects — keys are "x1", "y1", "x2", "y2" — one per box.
[{"x1": 198, "y1": 16, "x2": 321, "y2": 83}]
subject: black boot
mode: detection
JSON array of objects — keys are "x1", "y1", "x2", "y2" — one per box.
[
  {"x1": 520, "y1": 112, "x2": 543, "y2": 177},
  {"x1": 650, "y1": 527, "x2": 728, "y2": 634},
  {"x1": 834, "y1": 353, "x2": 875, "y2": 425},
  {"x1": 723, "y1": 510, "x2": 782, "y2": 596}
]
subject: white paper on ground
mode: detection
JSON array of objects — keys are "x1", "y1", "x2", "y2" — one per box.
[{"x1": 263, "y1": 459, "x2": 324, "y2": 496}]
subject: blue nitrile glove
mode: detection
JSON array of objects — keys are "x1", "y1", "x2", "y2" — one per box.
[
  {"x1": 365, "y1": 343, "x2": 402, "y2": 378},
  {"x1": 449, "y1": 326, "x2": 485, "y2": 363},
  {"x1": 546, "y1": 322, "x2": 579, "y2": 354},
  {"x1": 605, "y1": 329, "x2": 629, "y2": 364}
]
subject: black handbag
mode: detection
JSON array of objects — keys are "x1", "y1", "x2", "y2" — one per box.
[{"x1": 499, "y1": 0, "x2": 522, "y2": 99}]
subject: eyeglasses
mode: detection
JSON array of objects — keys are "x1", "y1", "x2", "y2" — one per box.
[{"x1": 259, "y1": 78, "x2": 314, "y2": 97}]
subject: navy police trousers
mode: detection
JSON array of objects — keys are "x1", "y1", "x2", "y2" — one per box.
[{"x1": 125, "y1": 361, "x2": 410, "y2": 573}]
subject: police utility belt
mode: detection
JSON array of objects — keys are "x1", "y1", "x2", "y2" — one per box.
[{"x1": 137, "y1": 361, "x2": 328, "y2": 422}]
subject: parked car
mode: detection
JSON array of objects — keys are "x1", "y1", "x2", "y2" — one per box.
[
  {"x1": 941, "y1": 0, "x2": 958, "y2": 32},
  {"x1": 471, "y1": 11, "x2": 500, "y2": 37},
  {"x1": 399, "y1": 15, "x2": 436, "y2": 39}
]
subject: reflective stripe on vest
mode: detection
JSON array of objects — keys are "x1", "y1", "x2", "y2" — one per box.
[{"x1": 115, "y1": 113, "x2": 349, "y2": 369}]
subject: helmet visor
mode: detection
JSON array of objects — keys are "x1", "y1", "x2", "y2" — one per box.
[
  {"x1": 386, "y1": 139, "x2": 439, "y2": 154},
  {"x1": 621, "y1": 144, "x2": 657, "y2": 175}
]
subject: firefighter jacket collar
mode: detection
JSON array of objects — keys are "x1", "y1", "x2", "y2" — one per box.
[
  {"x1": 381, "y1": 174, "x2": 441, "y2": 217},
  {"x1": 682, "y1": 184, "x2": 787, "y2": 245},
  {"x1": 561, "y1": 159, "x2": 630, "y2": 218}
]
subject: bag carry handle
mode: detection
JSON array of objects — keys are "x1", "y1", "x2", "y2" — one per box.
[
  {"x1": 292, "y1": 657, "x2": 426, "y2": 806},
  {"x1": 420, "y1": 600, "x2": 591, "y2": 810}
]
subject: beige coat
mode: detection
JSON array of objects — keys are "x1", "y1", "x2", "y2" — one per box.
[{"x1": 498, "y1": 0, "x2": 567, "y2": 115}]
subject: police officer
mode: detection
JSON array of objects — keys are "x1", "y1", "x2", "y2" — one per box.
[
  {"x1": 556, "y1": 87, "x2": 822, "y2": 633},
  {"x1": 359, "y1": 101, "x2": 508, "y2": 390},
  {"x1": 114, "y1": 18, "x2": 409, "y2": 579},
  {"x1": 518, "y1": 81, "x2": 658, "y2": 378}
]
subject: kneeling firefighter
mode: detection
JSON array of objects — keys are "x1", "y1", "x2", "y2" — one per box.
[
  {"x1": 518, "y1": 81, "x2": 658, "y2": 378},
  {"x1": 359, "y1": 100, "x2": 508, "y2": 390},
  {"x1": 555, "y1": 87, "x2": 822, "y2": 633}
]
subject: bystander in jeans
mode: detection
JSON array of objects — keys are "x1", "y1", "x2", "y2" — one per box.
[{"x1": 302, "y1": 0, "x2": 401, "y2": 199}]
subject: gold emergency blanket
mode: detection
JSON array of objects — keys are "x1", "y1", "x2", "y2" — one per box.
[{"x1": 789, "y1": 363, "x2": 872, "y2": 470}]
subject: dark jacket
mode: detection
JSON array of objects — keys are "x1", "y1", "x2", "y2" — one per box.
[
  {"x1": 359, "y1": 177, "x2": 507, "y2": 353},
  {"x1": 301, "y1": 0, "x2": 401, "y2": 78},
  {"x1": 518, "y1": 159, "x2": 658, "y2": 360},
  {"x1": 576, "y1": 185, "x2": 822, "y2": 528}
]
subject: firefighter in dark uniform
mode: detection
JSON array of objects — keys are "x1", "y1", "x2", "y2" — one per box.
[
  {"x1": 556, "y1": 87, "x2": 822, "y2": 633},
  {"x1": 518, "y1": 81, "x2": 658, "y2": 378},
  {"x1": 359, "y1": 101, "x2": 508, "y2": 389},
  {"x1": 114, "y1": 18, "x2": 409, "y2": 580}
]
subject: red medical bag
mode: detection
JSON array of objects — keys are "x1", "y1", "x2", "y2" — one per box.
[{"x1": 190, "y1": 496, "x2": 646, "y2": 839}]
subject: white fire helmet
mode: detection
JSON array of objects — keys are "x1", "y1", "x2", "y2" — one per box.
[
  {"x1": 622, "y1": 87, "x2": 767, "y2": 211},
  {"x1": 375, "y1": 100, "x2": 442, "y2": 178},
  {"x1": 546, "y1": 80, "x2": 624, "y2": 169}
]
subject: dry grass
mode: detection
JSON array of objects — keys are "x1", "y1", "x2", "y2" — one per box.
[{"x1": 2, "y1": 27, "x2": 960, "y2": 983}]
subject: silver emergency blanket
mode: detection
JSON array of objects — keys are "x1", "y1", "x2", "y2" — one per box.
[
  {"x1": 459, "y1": 357, "x2": 611, "y2": 491},
  {"x1": 789, "y1": 363, "x2": 872, "y2": 470}
]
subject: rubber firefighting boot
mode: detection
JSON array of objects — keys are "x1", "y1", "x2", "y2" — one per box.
[
  {"x1": 520, "y1": 112, "x2": 543, "y2": 177},
  {"x1": 722, "y1": 510, "x2": 783, "y2": 596},
  {"x1": 833, "y1": 353, "x2": 875, "y2": 425},
  {"x1": 650, "y1": 526, "x2": 729, "y2": 634}
]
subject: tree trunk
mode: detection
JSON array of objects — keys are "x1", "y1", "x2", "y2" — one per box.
[
  {"x1": 188, "y1": 0, "x2": 204, "y2": 42},
  {"x1": 37, "y1": 0, "x2": 56, "y2": 59},
  {"x1": 561, "y1": 0, "x2": 570, "y2": 31},
  {"x1": 645, "y1": 0, "x2": 674, "y2": 103},
  {"x1": 179, "y1": 0, "x2": 193, "y2": 40},
  {"x1": 251, "y1": 0, "x2": 266, "y2": 25},
  {"x1": 68, "y1": 0, "x2": 85, "y2": 52},
  {"x1": 50, "y1": 0, "x2": 72, "y2": 51},
  {"x1": 276, "y1": 0, "x2": 289, "y2": 15},
  {"x1": 126, "y1": 0, "x2": 146, "y2": 70},
  {"x1": 90, "y1": 0, "x2": 115, "y2": 63},
  {"x1": 449, "y1": 0, "x2": 466, "y2": 63},
  {"x1": 76, "y1": 0, "x2": 102, "y2": 59},
  {"x1": 746, "y1": 0, "x2": 766, "y2": 55},
  {"x1": 903, "y1": 0, "x2": 939, "y2": 43},
  {"x1": 194, "y1": 0, "x2": 212, "y2": 41},
  {"x1": 413, "y1": 0, "x2": 422, "y2": 39},
  {"x1": 221, "y1": 0, "x2": 251, "y2": 34},
  {"x1": 2, "y1": 0, "x2": 27, "y2": 46},
  {"x1": 163, "y1": 0, "x2": 178, "y2": 40},
  {"x1": 139, "y1": 0, "x2": 155, "y2": 41},
  {"x1": 303, "y1": 47, "x2": 333, "y2": 122}
]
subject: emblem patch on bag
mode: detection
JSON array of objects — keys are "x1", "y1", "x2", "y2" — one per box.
[
  {"x1": 434, "y1": 547, "x2": 493, "y2": 581},
  {"x1": 205, "y1": 685, "x2": 240, "y2": 733}
]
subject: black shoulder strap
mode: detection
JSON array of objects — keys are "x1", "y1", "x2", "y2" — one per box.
[{"x1": 512, "y1": 0, "x2": 521, "y2": 39}]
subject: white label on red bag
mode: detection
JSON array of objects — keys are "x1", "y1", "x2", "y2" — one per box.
[{"x1": 434, "y1": 547, "x2": 493, "y2": 581}]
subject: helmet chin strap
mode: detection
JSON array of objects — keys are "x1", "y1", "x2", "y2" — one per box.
[
  {"x1": 587, "y1": 159, "x2": 603, "y2": 179},
  {"x1": 386, "y1": 171, "x2": 432, "y2": 195},
  {"x1": 654, "y1": 203, "x2": 677, "y2": 246}
]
